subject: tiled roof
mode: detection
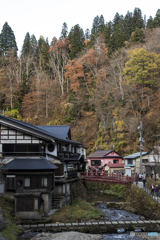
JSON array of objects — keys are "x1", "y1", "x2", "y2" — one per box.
[
  {"x1": 88, "y1": 150, "x2": 113, "y2": 158},
  {"x1": 0, "y1": 158, "x2": 58, "y2": 170},
  {"x1": 37, "y1": 125, "x2": 70, "y2": 140},
  {"x1": 124, "y1": 152, "x2": 148, "y2": 159},
  {"x1": 107, "y1": 163, "x2": 125, "y2": 168},
  {"x1": 0, "y1": 115, "x2": 81, "y2": 145}
]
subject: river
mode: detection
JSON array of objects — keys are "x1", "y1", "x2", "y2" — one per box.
[{"x1": 20, "y1": 191, "x2": 146, "y2": 240}]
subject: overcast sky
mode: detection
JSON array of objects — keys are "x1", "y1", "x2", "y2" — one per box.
[{"x1": 0, "y1": 0, "x2": 159, "y2": 55}]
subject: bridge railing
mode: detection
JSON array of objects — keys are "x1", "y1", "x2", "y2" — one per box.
[{"x1": 79, "y1": 172, "x2": 134, "y2": 184}]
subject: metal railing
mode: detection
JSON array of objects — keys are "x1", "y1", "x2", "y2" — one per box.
[{"x1": 137, "y1": 182, "x2": 160, "y2": 204}]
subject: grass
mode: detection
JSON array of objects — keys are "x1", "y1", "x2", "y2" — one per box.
[
  {"x1": 51, "y1": 199, "x2": 105, "y2": 223},
  {"x1": 0, "y1": 196, "x2": 24, "y2": 240},
  {"x1": 0, "y1": 196, "x2": 15, "y2": 224},
  {"x1": 126, "y1": 184, "x2": 160, "y2": 219},
  {"x1": 1, "y1": 225, "x2": 24, "y2": 240},
  {"x1": 87, "y1": 182, "x2": 129, "y2": 199}
]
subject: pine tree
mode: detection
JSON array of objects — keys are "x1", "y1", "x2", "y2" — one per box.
[
  {"x1": 108, "y1": 14, "x2": 125, "y2": 54},
  {"x1": 85, "y1": 29, "x2": 90, "y2": 39},
  {"x1": 153, "y1": 9, "x2": 160, "y2": 27},
  {"x1": 147, "y1": 16, "x2": 155, "y2": 29},
  {"x1": 30, "y1": 34, "x2": 38, "y2": 57},
  {"x1": 99, "y1": 15, "x2": 105, "y2": 33},
  {"x1": 68, "y1": 24, "x2": 85, "y2": 59},
  {"x1": 37, "y1": 36, "x2": 50, "y2": 69},
  {"x1": 132, "y1": 8, "x2": 144, "y2": 31},
  {"x1": 130, "y1": 27, "x2": 145, "y2": 43},
  {"x1": 61, "y1": 22, "x2": 68, "y2": 38},
  {"x1": 21, "y1": 32, "x2": 31, "y2": 57},
  {"x1": 104, "y1": 21, "x2": 112, "y2": 44},
  {"x1": 0, "y1": 22, "x2": 18, "y2": 56},
  {"x1": 124, "y1": 11, "x2": 133, "y2": 40},
  {"x1": 91, "y1": 15, "x2": 100, "y2": 36}
]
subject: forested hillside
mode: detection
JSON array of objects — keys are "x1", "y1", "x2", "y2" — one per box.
[{"x1": 0, "y1": 8, "x2": 160, "y2": 156}]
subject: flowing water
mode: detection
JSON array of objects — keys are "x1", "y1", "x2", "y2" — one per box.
[
  {"x1": 20, "y1": 192, "x2": 147, "y2": 240},
  {"x1": 96, "y1": 202, "x2": 144, "y2": 240}
]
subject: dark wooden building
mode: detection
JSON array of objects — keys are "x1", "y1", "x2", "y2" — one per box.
[{"x1": 0, "y1": 115, "x2": 87, "y2": 218}]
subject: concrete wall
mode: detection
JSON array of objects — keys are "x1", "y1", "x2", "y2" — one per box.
[{"x1": 15, "y1": 211, "x2": 41, "y2": 220}]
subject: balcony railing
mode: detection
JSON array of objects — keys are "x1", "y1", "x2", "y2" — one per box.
[{"x1": 1, "y1": 152, "x2": 44, "y2": 157}]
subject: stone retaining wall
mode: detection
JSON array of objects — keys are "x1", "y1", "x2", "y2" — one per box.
[{"x1": 18, "y1": 220, "x2": 160, "y2": 233}]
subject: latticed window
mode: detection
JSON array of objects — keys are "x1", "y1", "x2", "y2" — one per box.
[
  {"x1": 24, "y1": 178, "x2": 30, "y2": 187},
  {"x1": 41, "y1": 177, "x2": 47, "y2": 187}
]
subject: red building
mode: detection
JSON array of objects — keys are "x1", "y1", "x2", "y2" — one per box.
[{"x1": 87, "y1": 150, "x2": 123, "y2": 169}]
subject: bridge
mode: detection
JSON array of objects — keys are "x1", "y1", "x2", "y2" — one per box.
[
  {"x1": 20, "y1": 219, "x2": 160, "y2": 233},
  {"x1": 79, "y1": 172, "x2": 134, "y2": 185}
]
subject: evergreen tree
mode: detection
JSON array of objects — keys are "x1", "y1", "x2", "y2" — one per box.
[
  {"x1": 104, "y1": 21, "x2": 112, "y2": 44},
  {"x1": 61, "y1": 22, "x2": 68, "y2": 38},
  {"x1": 130, "y1": 27, "x2": 145, "y2": 43},
  {"x1": 99, "y1": 15, "x2": 105, "y2": 33},
  {"x1": 91, "y1": 15, "x2": 100, "y2": 36},
  {"x1": 37, "y1": 36, "x2": 50, "y2": 69},
  {"x1": 124, "y1": 11, "x2": 133, "y2": 40},
  {"x1": 132, "y1": 8, "x2": 144, "y2": 31},
  {"x1": 0, "y1": 22, "x2": 18, "y2": 56},
  {"x1": 147, "y1": 16, "x2": 155, "y2": 29},
  {"x1": 68, "y1": 24, "x2": 85, "y2": 59},
  {"x1": 153, "y1": 9, "x2": 160, "y2": 27},
  {"x1": 30, "y1": 34, "x2": 37, "y2": 57},
  {"x1": 108, "y1": 14, "x2": 125, "y2": 54},
  {"x1": 85, "y1": 29, "x2": 90, "y2": 39},
  {"x1": 21, "y1": 32, "x2": 31, "y2": 57}
]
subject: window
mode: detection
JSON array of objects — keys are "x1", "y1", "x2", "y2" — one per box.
[
  {"x1": 128, "y1": 159, "x2": 133, "y2": 164},
  {"x1": 34, "y1": 198, "x2": 38, "y2": 211},
  {"x1": 41, "y1": 177, "x2": 47, "y2": 187},
  {"x1": 91, "y1": 160, "x2": 101, "y2": 166},
  {"x1": 6, "y1": 176, "x2": 16, "y2": 190},
  {"x1": 24, "y1": 178, "x2": 30, "y2": 187},
  {"x1": 2, "y1": 144, "x2": 41, "y2": 156},
  {"x1": 113, "y1": 160, "x2": 119, "y2": 163},
  {"x1": 69, "y1": 144, "x2": 71, "y2": 152},
  {"x1": 142, "y1": 159, "x2": 148, "y2": 163}
]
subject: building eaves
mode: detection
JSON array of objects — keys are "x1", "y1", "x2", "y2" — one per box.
[
  {"x1": 0, "y1": 158, "x2": 58, "y2": 170},
  {"x1": 0, "y1": 115, "x2": 82, "y2": 145},
  {"x1": 124, "y1": 152, "x2": 148, "y2": 159}
]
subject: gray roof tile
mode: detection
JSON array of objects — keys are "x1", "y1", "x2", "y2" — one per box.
[{"x1": 0, "y1": 158, "x2": 58, "y2": 170}]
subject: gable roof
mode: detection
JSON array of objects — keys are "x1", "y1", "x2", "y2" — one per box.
[
  {"x1": 0, "y1": 115, "x2": 81, "y2": 145},
  {"x1": 88, "y1": 150, "x2": 122, "y2": 158},
  {"x1": 0, "y1": 158, "x2": 58, "y2": 171},
  {"x1": 124, "y1": 152, "x2": 148, "y2": 159},
  {"x1": 37, "y1": 125, "x2": 71, "y2": 140}
]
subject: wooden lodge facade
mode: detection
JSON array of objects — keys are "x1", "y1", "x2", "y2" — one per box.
[{"x1": 0, "y1": 115, "x2": 86, "y2": 219}]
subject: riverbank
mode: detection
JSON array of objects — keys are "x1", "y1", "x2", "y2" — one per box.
[
  {"x1": 30, "y1": 232, "x2": 103, "y2": 240},
  {"x1": 1, "y1": 181, "x2": 160, "y2": 240}
]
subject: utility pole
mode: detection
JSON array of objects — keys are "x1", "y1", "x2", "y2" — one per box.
[{"x1": 138, "y1": 122, "x2": 145, "y2": 174}]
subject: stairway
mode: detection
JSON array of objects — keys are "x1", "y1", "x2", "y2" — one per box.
[{"x1": 52, "y1": 196, "x2": 65, "y2": 208}]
